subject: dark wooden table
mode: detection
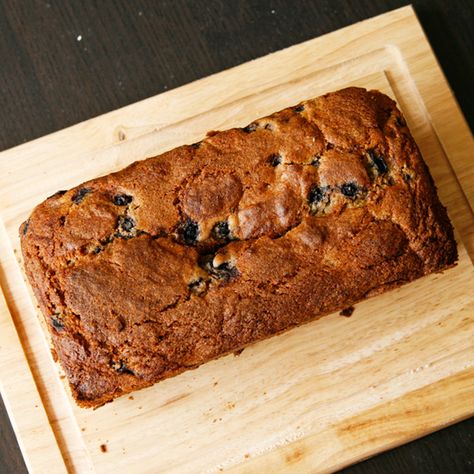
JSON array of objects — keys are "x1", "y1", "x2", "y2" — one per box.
[{"x1": 1, "y1": 1, "x2": 472, "y2": 472}]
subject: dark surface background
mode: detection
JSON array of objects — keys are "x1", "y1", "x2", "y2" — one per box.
[{"x1": 0, "y1": 1, "x2": 473, "y2": 472}]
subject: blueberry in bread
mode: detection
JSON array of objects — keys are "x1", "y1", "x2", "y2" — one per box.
[{"x1": 20, "y1": 87, "x2": 457, "y2": 408}]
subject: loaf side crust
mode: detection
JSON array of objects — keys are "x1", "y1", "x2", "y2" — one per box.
[{"x1": 20, "y1": 87, "x2": 457, "y2": 408}]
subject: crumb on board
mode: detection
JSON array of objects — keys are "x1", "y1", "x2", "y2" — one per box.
[
  {"x1": 213, "y1": 381, "x2": 218, "y2": 387},
  {"x1": 244, "y1": 453, "x2": 250, "y2": 459},
  {"x1": 233, "y1": 348, "x2": 244, "y2": 357},
  {"x1": 339, "y1": 306, "x2": 355, "y2": 317},
  {"x1": 100, "y1": 444, "x2": 107, "y2": 453},
  {"x1": 81, "y1": 428, "x2": 86, "y2": 432},
  {"x1": 128, "y1": 395, "x2": 134, "y2": 400}
]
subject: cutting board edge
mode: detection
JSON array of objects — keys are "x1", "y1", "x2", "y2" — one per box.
[
  {"x1": 396, "y1": 8, "x2": 474, "y2": 212},
  {"x1": 0, "y1": 284, "x2": 68, "y2": 473},
  {"x1": 227, "y1": 367, "x2": 474, "y2": 473},
  {"x1": 0, "y1": 6, "x2": 414, "y2": 161}
]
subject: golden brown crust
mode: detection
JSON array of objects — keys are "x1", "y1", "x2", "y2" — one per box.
[{"x1": 20, "y1": 87, "x2": 457, "y2": 408}]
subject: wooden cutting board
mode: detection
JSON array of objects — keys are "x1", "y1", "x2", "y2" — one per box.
[{"x1": 0, "y1": 6, "x2": 473, "y2": 473}]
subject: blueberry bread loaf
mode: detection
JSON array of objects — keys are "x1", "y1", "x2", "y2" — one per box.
[{"x1": 20, "y1": 87, "x2": 457, "y2": 408}]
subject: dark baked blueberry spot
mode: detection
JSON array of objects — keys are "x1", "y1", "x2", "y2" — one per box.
[
  {"x1": 311, "y1": 156, "x2": 321, "y2": 167},
  {"x1": 340, "y1": 306, "x2": 355, "y2": 317},
  {"x1": 326, "y1": 142, "x2": 334, "y2": 150},
  {"x1": 113, "y1": 194, "x2": 133, "y2": 206},
  {"x1": 294, "y1": 104, "x2": 305, "y2": 112},
  {"x1": 59, "y1": 216, "x2": 66, "y2": 226},
  {"x1": 212, "y1": 221, "x2": 230, "y2": 240},
  {"x1": 51, "y1": 315, "x2": 64, "y2": 331},
  {"x1": 118, "y1": 216, "x2": 135, "y2": 233},
  {"x1": 22, "y1": 219, "x2": 30, "y2": 236},
  {"x1": 118, "y1": 363, "x2": 134, "y2": 375},
  {"x1": 72, "y1": 188, "x2": 91, "y2": 204},
  {"x1": 373, "y1": 155, "x2": 388, "y2": 174},
  {"x1": 112, "y1": 360, "x2": 134, "y2": 375},
  {"x1": 308, "y1": 185, "x2": 326, "y2": 205},
  {"x1": 396, "y1": 116, "x2": 406, "y2": 127},
  {"x1": 199, "y1": 255, "x2": 237, "y2": 281},
  {"x1": 191, "y1": 141, "x2": 201, "y2": 149},
  {"x1": 403, "y1": 173, "x2": 412, "y2": 183},
  {"x1": 189, "y1": 278, "x2": 207, "y2": 295},
  {"x1": 264, "y1": 123, "x2": 274, "y2": 131},
  {"x1": 340, "y1": 182, "x2": 359, "y2": 199},
  {"x1": 368, "y1": 150, "x2": 388, "y2": 175},
  {"x1": 178, "y1": 219, "x2": 199, "y2": 245},
  {"x1": 268, "y1": 153, "x2": 282, "y2": 167},
  {"x1": 92, "y1": 246, "x2": 102, "y2": 254},
  {"x1": 242, "y1": 123, "x2": 257, "y2": 133},
  {"x1": 213, "y1": 262, "x2": 237, "y2": 280}
]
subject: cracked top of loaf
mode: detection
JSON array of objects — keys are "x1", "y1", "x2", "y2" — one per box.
[{"x1": 20, "y1": 87, "x2": 457, "y2": 407}]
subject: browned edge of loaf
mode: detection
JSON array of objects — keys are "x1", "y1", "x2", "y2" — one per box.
[{"x1": 19, "y1": 87, "x2": 458, "y2": 408}]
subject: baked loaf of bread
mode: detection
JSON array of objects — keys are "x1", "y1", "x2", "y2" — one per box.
[{"x1": 20, "y1": 87, "x2": 457, "y2": 408}]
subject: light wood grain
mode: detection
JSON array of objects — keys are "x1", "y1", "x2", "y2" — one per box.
[
  {"x1": 0, "y1": 263, "x2": 67, "y2": 474},
  {"x1": 229, "y1": 367, "x2": 474, "y2": 473},
  {"x1": 0, "y1": 6, "x2": 473, "y2": 473}
]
